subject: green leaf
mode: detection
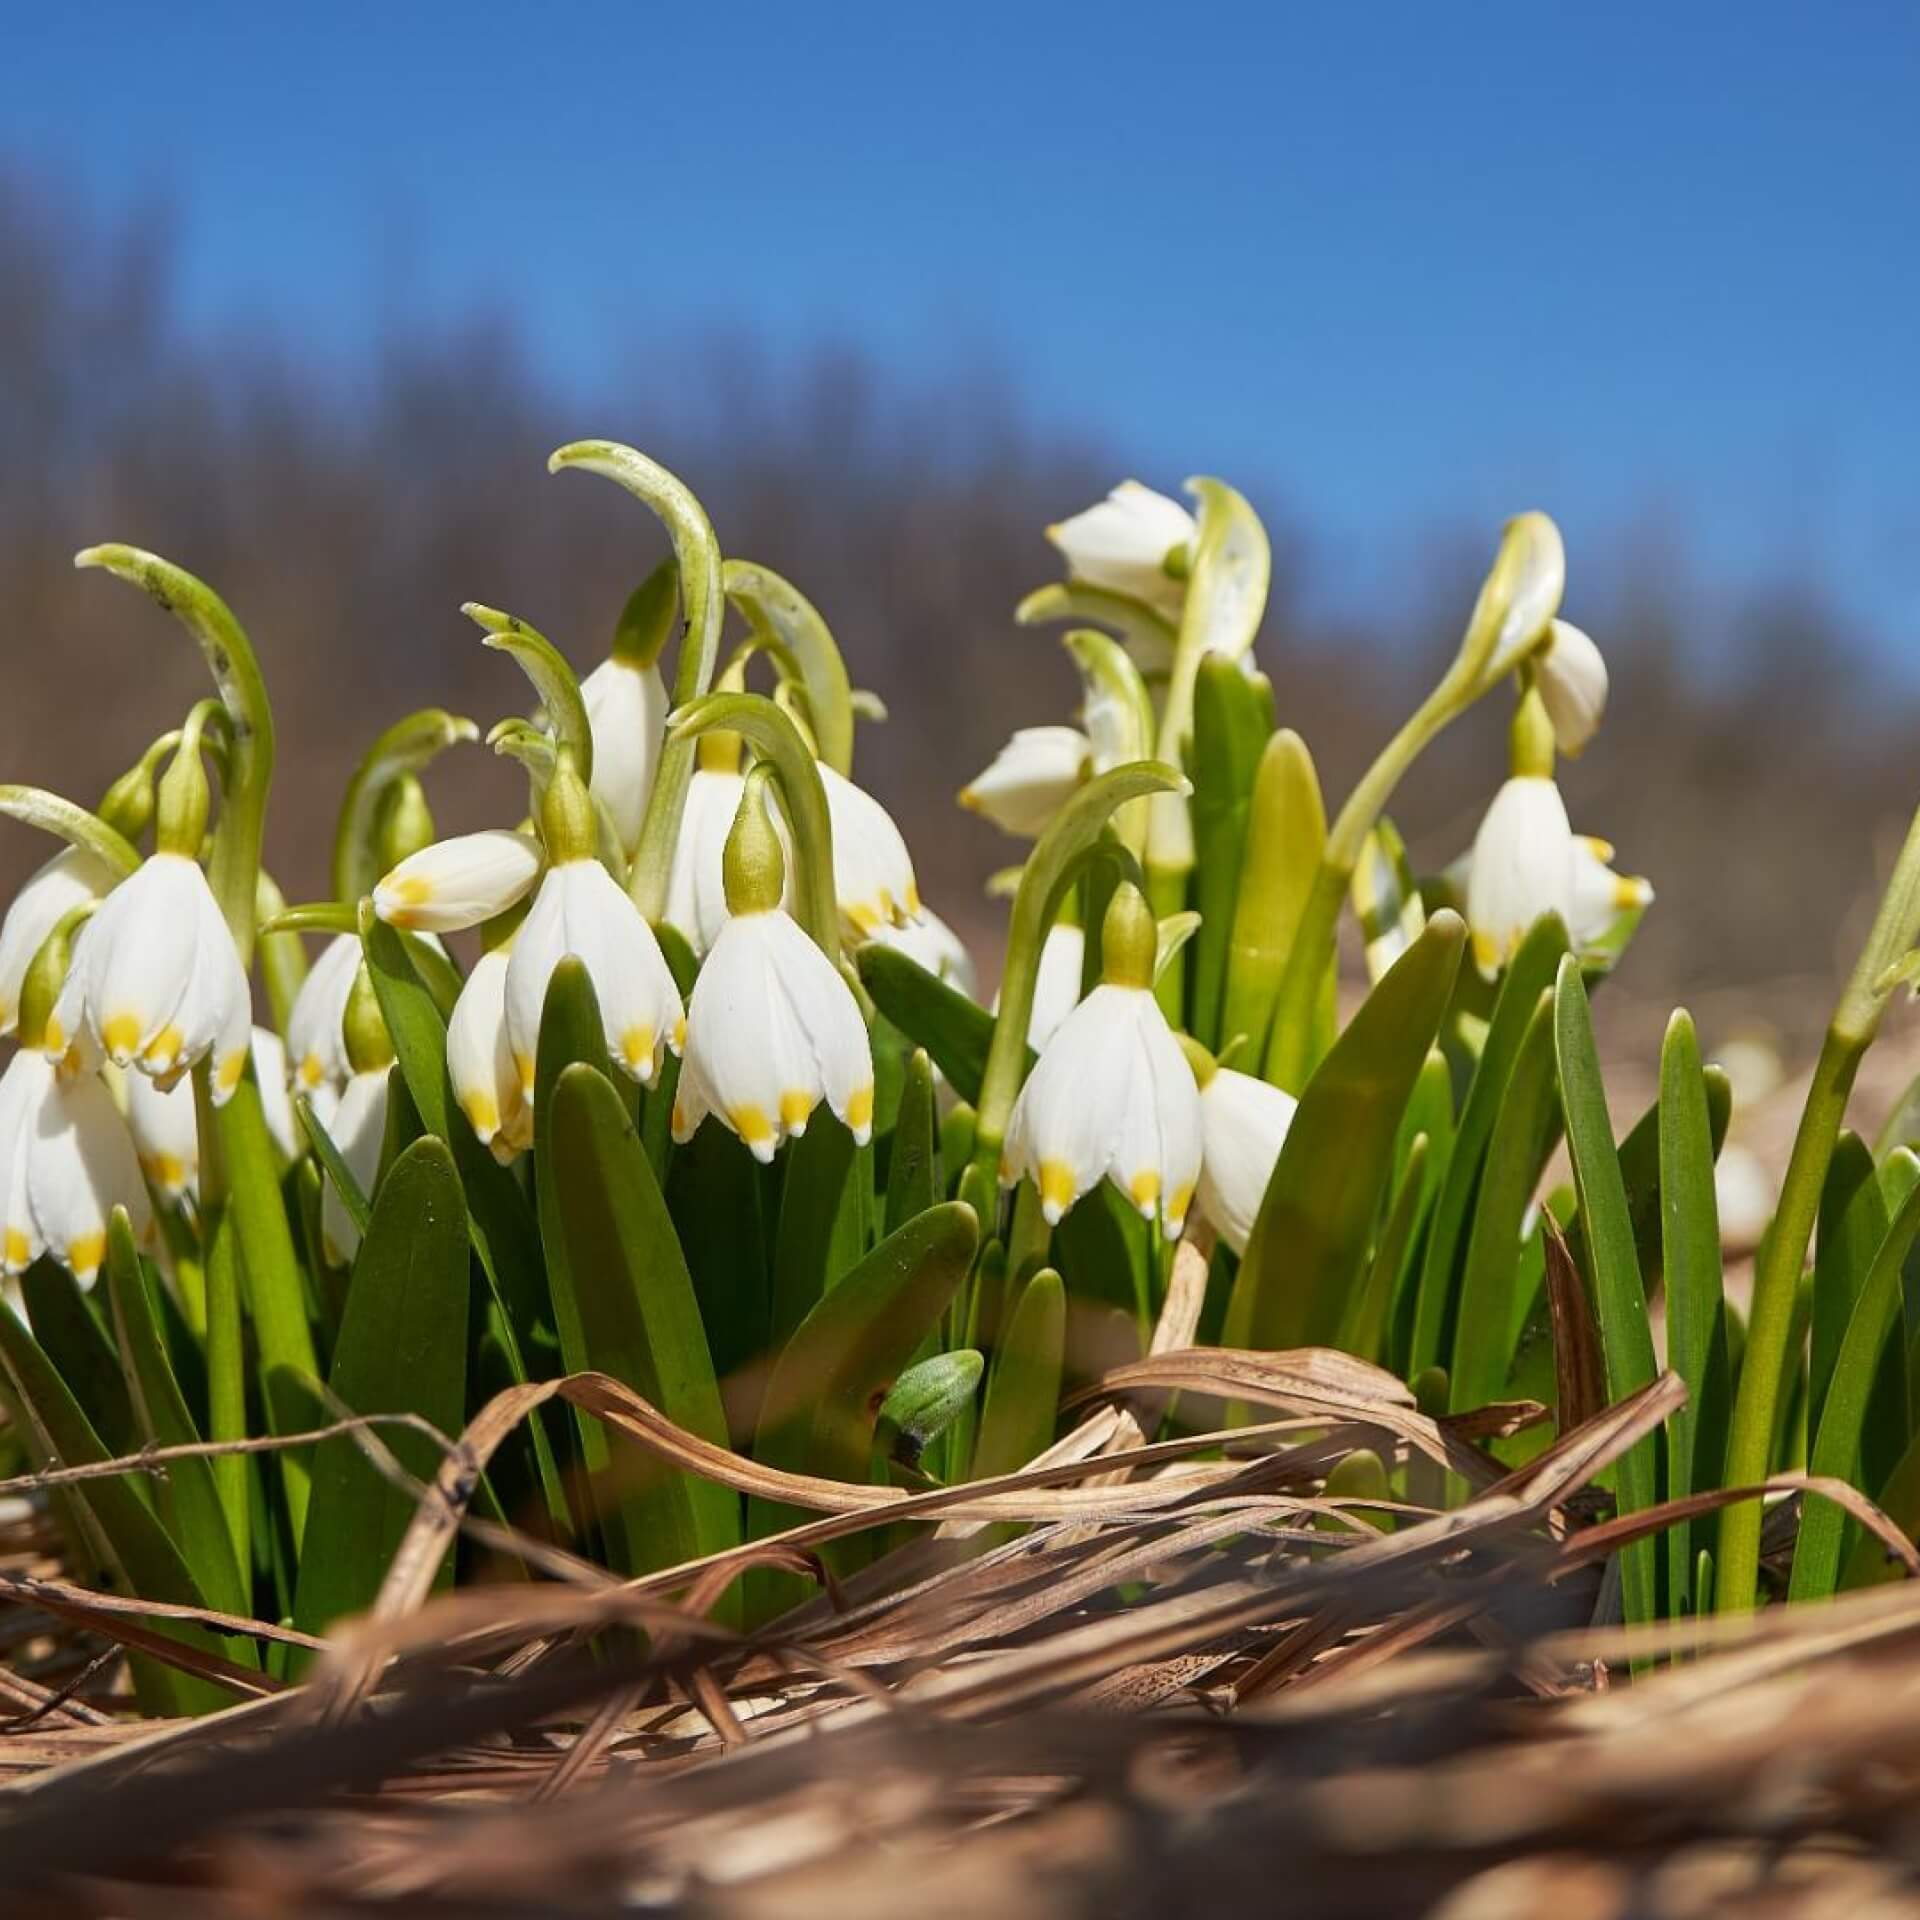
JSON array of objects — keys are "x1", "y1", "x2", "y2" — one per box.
[
  {"x1": 884, "y1": 1049, "x2": 939, "y2": 1236},
  {"x1": 857, "y1": 943, "x2": 1019, "y2": 1106},
  {"x1": 1659, "y1": 1011, "x2": 1730, "y2": 1619},
  {"x1": 723, "y1": 559, "x2": 855, "y2": 777},
  {"x1": 1338, "y1": 1134, "x2": 1431, "y2": 1365},
  {"x1": 548, "y1": 1064, "x2": 739, "y2": 1585},
  {"x1": 1811, "y1": 1132, "x2": 1885, "y2": 1440},
  {"x1": 1448, "y1": 992, "x2": 1560, "y2": 1413},
  {"x1": 773, "y1": 1117, "x2": 860, "y2": 1346},
  {"x1": 0, "y1": 1299, "x2": 243, "y2": 1713},
  {"x1": 1410, "y1": 912, "x2": 1569, "y2": 1379},
  {"x1": 21, "y1": 1261, "x2": 135, "y2": 1458},
  {"x1": 666, "y1": 1121, "x2": 771, "y2": 1385},
  {"x1": 1553, "y1": 955, "x2": 1660, "y2": 1631},
  {"x1": 298, "y1": 1090, "x2": 372, "y2": 1241},
  {"x1": 968, "y1": 1266, "x2": 1066, "y2": 1541},
  {"x1": 1225, "y1": 910, "x2": 1466, "y2": 1355},
  {"x1": 875, "y1": 1350, "x2": 983, "y2": 1469},
  {"x1": 1189, "y1": 657, "x2": 1274, "y2": 1046},
  {"x1": 103, "y1": 1212, "x2": 248, "y2": 1620},
  {"x1": 291, "y1": 1137, "x2": 469, "y2": 1649}
]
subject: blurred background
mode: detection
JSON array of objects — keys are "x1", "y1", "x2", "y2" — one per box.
[{"x1": 3, "y1": 1, "x2": 1917, "y2": 1052}]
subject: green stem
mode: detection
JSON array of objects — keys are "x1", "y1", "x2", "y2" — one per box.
[
  {"x1": 192, "y1": 1067, "x2": 249, "y2": 1578},
  {"x1": 0, "y1": 787, "x2": 139, "y2": 877},
  {"x1": 548, "y1": 441, "x2": 724, "y2": 921},
  {"x1": 465, "y1": 606, "x2": 591, "y2": 783},
  {"x1": 723, "y1": 560, "x2": 856, "y2": 778},
  {"x1": 1717, "y1": 798, "x2": 1920, "y2": 1611},
  {"x1": 74, "y1": 547, "x2": 274, "y2": 965},
  {"x1": 331, "y1": 709, "x2": 477, "y2": 903}
]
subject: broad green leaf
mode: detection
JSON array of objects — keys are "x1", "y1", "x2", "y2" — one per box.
[
  {"x1": 292, "y1": 1137, "x2": 470, "y2": 1648},
  {"x1": 1811, "y1": 1133, "x2": 1885, "y2": 1440},
  {"x1": 298, "y1": 1090, "x2": 372, "y2": 1242},
  {"x1": 21, "y1": 1261, "x2": 135, "y2": 1458},
  {"x1": 1449, "y1": 993, "x2": 1559, "y2": 1414},
  {"x1": 885, "y1": 1049, "x2": 939, "y2": 1236},
  {"x1": 1226, "y1": 911, "x2": 1466, "y2": 1355},
  {"x1": 1615, "y1": 1067, "x2": 1735, "y2": 1289},
  {"x1": 1338, "y1": 1135, "x2": 1430, "y2": 1366},
  {"x1": 1793, "y1": 1155, "x2": 1920, "y2": 1601},
  {"x1": 857, "y1": 943, "x2": 1020, "y2": 1105},
  {"x1": 1189, "y1": 656, "x2": 1274, "y2": 1046},
  {"x1": 1554, "y1": 956, "x2": 1659, "y2": 1631},
  {"x1": 1410, "y1": 912, "x2": 1569, "y2": 1378},
  {"x1": 666, "y1": 1121, "x2": 771, "y2": 1386},
  {"x1": 967, "y1": 1267, "x2": 1066, "y2": 1546},
  {"x1": 1659, "y1": 1011, "x2": 1729, "y2": 1619},
  {"x1": 548, "y1": 1064, "x2": 739, "y2": 1586},
  {"x1": 103, "y1": 1212, "x2": 248, "y2": 1620},
  {"x1": 773, "y1": 1117, "x2": 860, "y2": 1346},
  {"x1": 0, "y1": 1299, "x2": 242, "y2": 1713}
]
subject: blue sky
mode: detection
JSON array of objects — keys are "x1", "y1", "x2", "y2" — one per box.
[{"x1": 8, "y1": 1, "x2": 1918, "y2": 645}]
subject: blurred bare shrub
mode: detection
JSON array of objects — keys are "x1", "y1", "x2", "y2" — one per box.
[{"x1": 2, "y1": 169, "x2": 1910, "y2": 1025}]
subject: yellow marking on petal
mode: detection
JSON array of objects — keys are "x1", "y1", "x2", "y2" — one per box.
[
  {"x1": 845, "y1": 1084, "x2": 874, "y2": 1133},
  {"x1": 620, "y1": 1025, "x2": 655, "y2": 1071},
  {"x1": 905, "y1": 881, "x2": 921, "y2": 915},
  {"x1": 4, "y1": 1228, "x2": 32, "y2": 1269},
  {"x1": 141, "y1": 1152, "x2": 189, "y2": 1192},
  {"x1": 671, "y1": 1016, "x2": 686, "y2": 1053},
  {"x1": 671, "y1": 1101, "x2": 689, "y2": 1136},
  {"x1": 215, "y1": 1050, "x2": 247, "y2": 1094},
  {"x1": 514, "y1": 1050, "x2": 535, "y2": 1097},
  {"x1": 1616, "y1": 876, "x2": 1654, "y2": 908},
  {"x1": 1580, "y1": 836, "x2": 1617, "y2": 861},
  {"x1": 1165, "y1": 1183, "x2": 1195, "y2": 1229},
  {"x1": 460, "y1": 1091, "x2": 501, "y2": 1139},
  {"x1": 67, "y1": 1233, "x2": 106, "y2": 1278},
  {"x1": 846, "y1": 901, "x2": 882, "y2": 934},
  {"x1": 144, "y1": 1023, "x2": 186, "y2": 1070},
  {"x1": 102, "y1": 1011, "x2": 143, "y2": 1060},
  {"x1": 957, "y1": 787, "x2": 983, "y2": 813},
  {"x1": 300, "y1": 1052, "x2": 326, "y2": 1088},
  {"x1": 41, "y1": 1016, "x2": 63, "y2": 1055},
  {"x1": 731, "y1": 1102, "x2": 774, "y2": 1147},
  {"x1": 780, "y1": 1088, "x2": 816, "y2": 1130},
  {"x1": 1470, "y1": 930, "x2": 1501, "y2": 975},
  {"x1": 1128, "y1": 1169, "x2": 1161, "y2": 1214},
  {"x1": 1038, "y1": 1159, "x2": 1078, "y2": 1217}
]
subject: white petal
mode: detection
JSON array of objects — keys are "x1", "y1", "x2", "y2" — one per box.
[
  {"x1": 29, "y1": 1071, "x2": 148, "y2": 1283},
  {"x1": 77, "y1": 854, "x2": 203, "y2": 1067},
  {"x1": 762, "y1": 911, "x2": 875, "y2": 1144},
  {"x1": 1025, "y1": 922, "x2": 1086, "y2": 1050},
  {"x1": 0, "y1": 1051, "x2": 54, "y2": 1273},
  {"x1": 251, "y1": 1028, "x2": 299, "y2": 1161},
  {"x1": 1126, "y1": 999, "x2": 1205, "y2": 1233},
  {"x1": 1002, "y1": 984, "x2": 1140, "y2": 1222},
  {"x1": 126, "y1": 1066, "x2": 200, "y2": 1200},
  {"x1": 1484, "y1": 512, "x2": 1566, "y2": 677},
  {"x1": 285, "y1": 933, "x2": 361, "y2": 1095},
  {"x1": 320, "y1": 1068, "x2": 389, "y2": 1265},
  {"x1": 582, "y1": 656, "x2": 668, "y2": 856},
  {"x1": 1568, "y1": 835, "x2": 1654, "y2": 950},
  {"x1": 0, "y1": 847, "x2": 114, "y2": 1036},
  {"x1": 819, "y1": 764, "x2": 920, "y2": 938},
  {"x1": 1196, "y1": 1067, "x2": 1298, "y2": 1256},
  {"x1": 373, "y1": 830, "x2": 543, "y2": 934},
  {"x1": 1464, "y1": 777, "x2": 1575, "y2": 977},
  {"x1": 1534, "y1": 619, "x2": 1608, "y2": 757},
  {"x1": 664, "y1": 770, "x2": 749, "y2": 958},
  {"x1": 1047, "y1": 481, "x2": 1196, "y2": 613},
  {"x1": 447, "y1": 947, "x2": 524, "y2": 1153},
  {"x1": 958, "y1": 727, "x2": 1092, "y2": 839},
  {"x1": 871, "y1": 905, "x2": 976, "y2": 998}
]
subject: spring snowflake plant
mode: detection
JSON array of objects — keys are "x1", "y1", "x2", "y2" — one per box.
[{"x1": 3, "y1": 444, "x2": 1920, "y2": 1717}]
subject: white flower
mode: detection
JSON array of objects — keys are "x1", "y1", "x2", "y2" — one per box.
[
  {"x1": 872, "y1": 905, "x2": 977, "y2": 999},
  {"x1": 0, "y1": 1047, "x2": 148, "y2": 1283},
  {"x1": 372, "y1": 829, "x2": 544, "y2": 933},
  {"x1": 1483, "y1": 511, "x2": 1567, "y2": 679},
  {"x1": 664, "y1": 768, "x2": 757, "y2": 958},
  {"x1": 447, "y1": 947, "x2": 531, "y2": 1161},
  {"x1": 1001, "y1": 980, "x2": 1201, "y2": 1232},
  {"x1": 285, "y1": 932, "x2": 361, "y2": 1099},
  {"x1": 125, "y1": 1026, "x2": 298, "y2": 1201},
  {"x1": 581, "y1": 654, "x2": 668, "y2": 857},
  {"x1": 1025, "y1": 921, "x2": 1086, "y2": 1050},
  {"x1": 820, "y1": 764, "x2": 920, "y2": 938},
  {"x1": 51, "y1": 852, "x2": 252, "y2": 1102},
  {"x1": 503, "y1": 858, "x2": 685, "y2": 1097},
  {"x1": 1568, "y1": 835, "x2": 1654, "y2": 949},
  {"x1": 673, "y1": 906, "x2": 874, "y2": 1164},
  {"x1": 1047, "y1": 481, "x2": 1196, "y2": 615},
  {"x1": 319, "y1": 1067, "x2": 388, "y2": 1266},
  {"x1": 1464, "y1": 777, "x2": 1575, "y2": 978},
  {"x1": 1534, "y1": 619, "x2": 1608, "y2": 757},
  {"x1": 0, "y1": 847, "x2": 115, "y2": 1037},
  {"x1": 1195, "y1": 1066, "x2": 1298, "y2": 1256},
  {"x1": 958, "y1": 726, "x2": 1093, "y2": 839}
]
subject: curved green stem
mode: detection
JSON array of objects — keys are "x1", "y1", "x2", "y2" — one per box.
[
  {"x1": 332, "y1": 709, "x2": 477, "y2": 903},
  {"x1": 0, "y1": 786, "x2": 139, "y2": 877},
  {"x1": 1063, "y1": 629, "x2": 1155, "y2": 860},
  {"x1": 258, "y1": 900, "x2": 362, "y2": 937},
  {"x1": 75, "y1": 546, "x2": 273, "y2": 964},
  {"x1": 613, "y1": 560, "x2": 678, "y2": 669},
  {"x1": 971, "y1": 760, "x2": 1186, "y2": 1179},
  {"x1": 723, "y1": 559, "x2": 855, "y2": 777},
  {"x1": 464, "y1": 605, "x2": 590, "y2": 784},
  {"x1": 549, "y1": 440, "x2": 725, "y2": 920},
  {"x1": 1717, "y1": 797, "x2": 1920, "y2": 1612},
  {"x1": 667, "y1": 691, "x2": 838, "y2": 956}
]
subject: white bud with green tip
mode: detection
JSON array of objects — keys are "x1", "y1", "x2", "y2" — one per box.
[
  {"x1": 1533, "y1": 618, "x2": 1608, "y2": 757},
  {"x1": 1047, "y1": 481, "x2": 1196, "y2": 616},
  {"x1": 373, "y1": 829, "x2": 544, "y2": 934},
  {"x1": 959, "y1": 726, "x2": 1093, "y2": 839}
]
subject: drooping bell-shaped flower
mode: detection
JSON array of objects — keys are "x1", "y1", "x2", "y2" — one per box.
[
  {"x1": 372, "y1": 829, "x2": 544, "y2": 934},
  {"x1": 581, "y1": 652, "x2": 668, "y2": 858},
  {"x1": 0, "y1": 846, "x2": 115, "y2": 1038},
  {"x1": 673, "y1": 771, "x2": 874, "y2": 1164},
  {"x1": 1533, "y1": 619, "x2": 1608, "y2": 757},
  {"x1": 0, "y1": 924, "x2": 148, "y2": 1283},
  {"x1": 1189, "y1": 1050, "x2": 1298, "y2": 1257},
  {"x1": 1464, "y1": 775, "x2": 1576, "y2": 978},
  {"x1": 126, "y1": 1026, "x2": 300, "y2": 1201},
  {"x1": 662, "y1": 731, "x2": 777, "y2": 959},
  {"x1": 502, "y1": 752, "x2": 685, "y2": 1097},
  {"x1": 447, "y1": 946, "x2": 531, "y2": 1162},
  {"x1": 871, "y1": 903, "x2": 977, "y2": 998},
  {"x1": 1569, "y1": 835, "x2": 1654, "y2": 950},
  {"x1": 819, "y1": 762, "x2": 920, "y2": 939},
  {"x1": 1047, "y1": 482, "x2": 1196, "y2": 616},
  {"x1": 285, "y1": 931, "x2": 362, "y2": 1101},
  {"x1": 959, "y1": 726, "x2": 1093, "y2": 839},
  {"x1": 1000, "y1": 884, "x2": 1201, "y2": 1233}
]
